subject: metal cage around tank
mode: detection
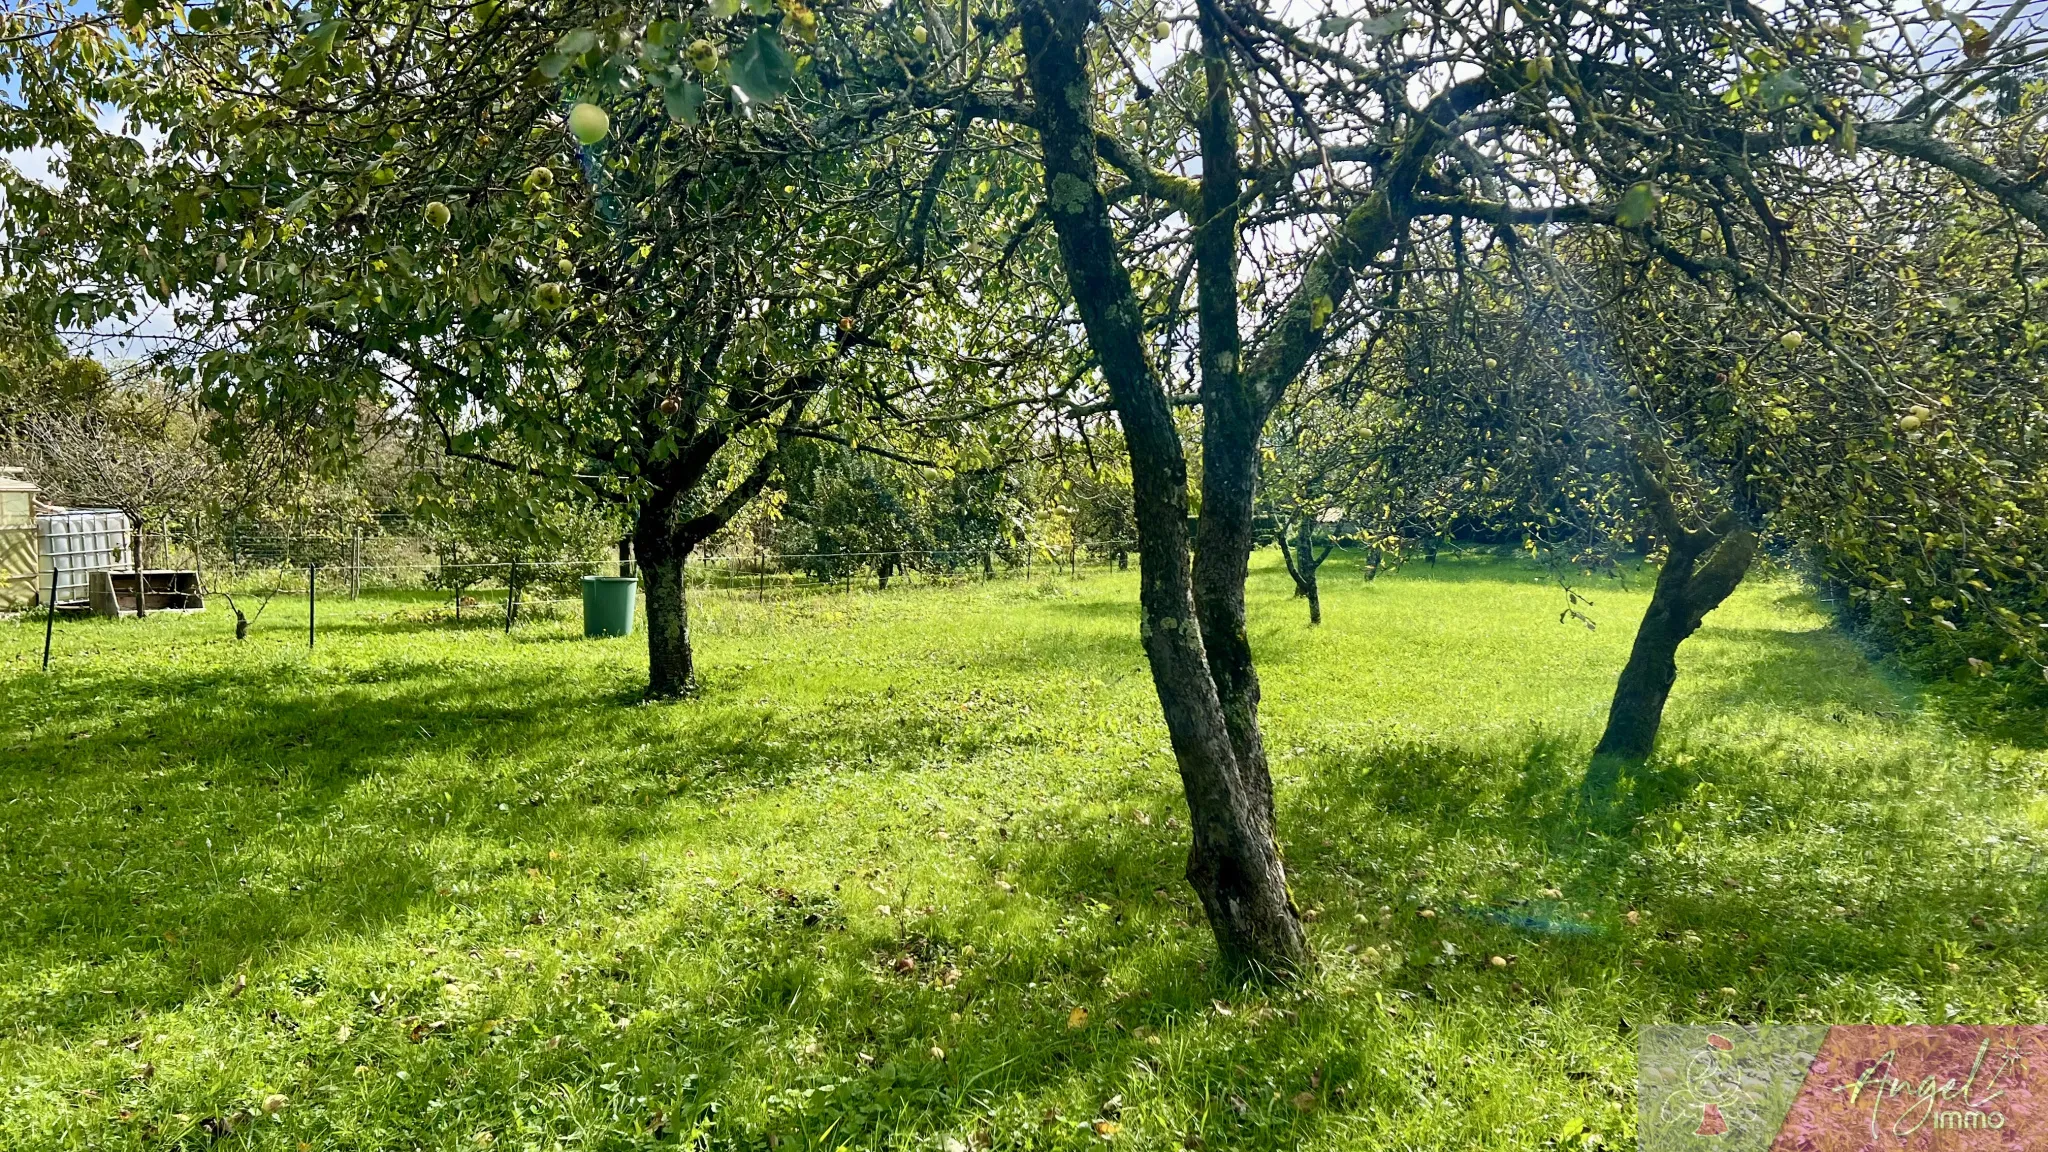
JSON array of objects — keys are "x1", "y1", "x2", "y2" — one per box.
[{"x1": 36, "y1": 509, "x2": 132, "y2": 608}]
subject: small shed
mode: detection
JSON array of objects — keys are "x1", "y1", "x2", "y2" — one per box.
[{"x1": 0, "y1": 468, "x2": 36, "y2": 609}]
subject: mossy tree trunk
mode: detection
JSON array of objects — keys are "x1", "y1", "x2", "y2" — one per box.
[
  {"x1": 1022, "y1": 0, "x2": 1305, "y2": 977},
  {"x1": 634, "y1": 486, "x2": 703, "y2": 699},
  {"x1": 637, "y1": 531, "x2": 696, "y2": 699}
]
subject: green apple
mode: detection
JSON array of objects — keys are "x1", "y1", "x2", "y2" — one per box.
[
  {"x1": 1779, "y1": 329, "x2": 1804, "y2": 353},
  {"x1": 423, "y1": 200, "x2": 451, "y2": 229},
  {"x1": 568, "y1": 102, "x2": 609, "y2": 146}
]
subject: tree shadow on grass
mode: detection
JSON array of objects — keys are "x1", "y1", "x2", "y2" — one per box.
[
  {"x1": 566, "y1": 702, "x2": 2048, "y2": 1151},
  {"x1": 1678, "y1": 624, "x2": 1920, "y2": 727},
  {"x1": 851, "y1": 718, "x2": 2048, "y2": 1146},
  {"x1": 297, "y1": 703, "x2": 2036, "y2": 1152},
  {"x1": 1277, "y1": 722, "x2": 2048, "y2": 1002},
  {"x1": 0, "y1": 653, "x2": 986, "y2": 1045}
]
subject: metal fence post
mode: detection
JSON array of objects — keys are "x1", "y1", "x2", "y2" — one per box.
[
  {"x1": 308, "y1": 563, "x2": 317, "y2": 648},
  {"x1": 42, "y1": 568, "x2": 57, "y2": 671},
  {"x1": 505, "y1": 560, "x2": 518, "y2": 633}
]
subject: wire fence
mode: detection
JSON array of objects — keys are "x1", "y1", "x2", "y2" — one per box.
[{"x1": 25, "y1": 536, "x2": 1142, "y2": 666}]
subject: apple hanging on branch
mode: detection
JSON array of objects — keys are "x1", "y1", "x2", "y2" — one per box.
[{"x1": 568, "y1": 101, "x2": 610, "y2": 145}]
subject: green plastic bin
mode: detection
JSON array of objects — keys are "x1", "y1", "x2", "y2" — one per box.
[{"x1": 581, "y1": 576, "x2": 637, "y2": 638}]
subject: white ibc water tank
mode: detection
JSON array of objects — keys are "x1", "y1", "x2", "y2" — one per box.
[{"x1": 36, "y1": 509, "x2": 132, "y2": 607}]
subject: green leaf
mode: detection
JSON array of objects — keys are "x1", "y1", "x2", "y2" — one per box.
[
  {"x1": 1356, "y1": 8, "x2": 1411, "y2": 36},
  {"x1": 729, "y1": 26, "x2": 793, "y2": 104},
  {"x1": 557, "y1": 28, "x2": 598, "y2": 56},
  {"x1": 1316, "y1": 16, "x2": 1357, "y2": 37},
  {"x1": 1757, "y1": 68, "x2": 1808, "y2": 109},
  {"x1": 664, "y1": 78, "x2": 705, "y2": 124},
  {"x1": 1615, "y1": 182, "x2": 1659, "y2": 228},
  {"x1": 538, "y1": 53, "x2": 574, "y2": 79},
  {"x1": 1309, "y1": 293, "x2": 1334, "y2": 329}
]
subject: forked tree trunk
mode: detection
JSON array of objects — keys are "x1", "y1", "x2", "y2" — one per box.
[
  {"x1": 1017, "y1": 0, "x2": 1450, "y2": 975},
  {"x1": 1583, "y1": 463, "x2": 1759, "y2": 803},
  {"x1": 1021, "y1": 0, "x2": 1308, "y2": 978},
  {"x1": 1276, "y1": 517, "x2": 1330, "y2": 625}
]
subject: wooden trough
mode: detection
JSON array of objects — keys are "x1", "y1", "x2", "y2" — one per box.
[{"x1": 90, "y1": 569, "x2": 205, "y2": 618}]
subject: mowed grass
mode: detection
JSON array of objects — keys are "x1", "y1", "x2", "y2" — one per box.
[{"x1": 2, "y1": 552, "x2": 2045, "y2": 1151}]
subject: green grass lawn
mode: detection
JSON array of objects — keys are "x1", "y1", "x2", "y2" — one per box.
[{"x1": 2, "y1": 553, "x2": 2044, "y2": 1150}]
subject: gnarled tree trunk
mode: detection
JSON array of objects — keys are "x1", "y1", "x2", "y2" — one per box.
[{"x1": 1583, "y1": 459, "x2": 1758, "y2": 803}]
